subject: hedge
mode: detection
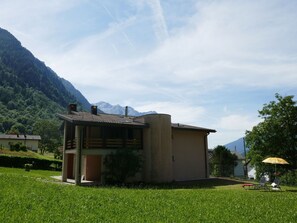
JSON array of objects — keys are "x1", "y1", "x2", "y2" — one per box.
[{"x1": 0, "y1": 155, "x2": 62, "y2": 171}]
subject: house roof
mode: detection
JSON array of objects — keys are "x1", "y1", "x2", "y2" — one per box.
[
  {"x1": 57, "y1": 112, "x2": 148, "y2": 127},
  {"x1": 0, "y1": 134, "x2": 41, "y2": 140},
  {"x1": 172, "y1": 123, "x2": 216, "y2": 133},
  {"x1": 58, "y1": 111, "x2": 216, "y2": 132}
]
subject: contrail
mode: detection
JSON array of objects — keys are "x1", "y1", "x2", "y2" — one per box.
[{"x1": 147, "y1": 0, "x2": 169, "y2": 41}]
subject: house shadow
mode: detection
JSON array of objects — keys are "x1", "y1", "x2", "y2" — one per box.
[
  {"x1": 88, "y1": 177, "x2": 247, "y2": 190},
  {"x1": 285, "y1": 189, "x2": 297, "y2": 193}
]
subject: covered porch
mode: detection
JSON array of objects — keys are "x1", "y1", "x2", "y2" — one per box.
[{"x1": 60, "y1": 117, "x2": 146, "y2": 185}]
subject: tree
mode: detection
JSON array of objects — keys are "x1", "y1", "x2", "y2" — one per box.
[
  {"x1": 33, "y1": 120, "x2": 62, "y2": 154},
  {"x1": 9, "y1": 123, "x2": 26, "y2": 134},
  {"x1": 245, "y1": 94, "x2": 297, "y2": 178},
  {"x1": 210, "y1": 145, "x2": 238, "y2": 177}
]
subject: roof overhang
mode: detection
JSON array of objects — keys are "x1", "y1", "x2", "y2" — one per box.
[
  {"x1": 57, "y1": 112, "x2": 149, "y2": 128},
  {"x1": 171, "y1": 123, "x2": 216, "y2": 133}
]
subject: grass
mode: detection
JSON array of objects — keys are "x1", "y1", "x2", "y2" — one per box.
[
  {"x1": 0, "y1": 167, "x2": 296, "y2": 222},
  {"x1": 0, "y1": 147, "x2": 56, "y2": 160}
]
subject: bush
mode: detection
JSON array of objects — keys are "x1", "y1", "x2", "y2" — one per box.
[
  {"x1": 24, "y1": 163, "x2": 33, "y2": 171},
  {"x1": 0, "y1": 155, "x2": 62, "y2": 171},
  {"x1": 9, "y1": 142, "x2": 27, "y2": 152},
  {"x1": 103, "y1": 149, "x2": 142, "y2": 184},
  {"x1": 280, "y1": 170, "x2": 297, "y2": 186},
  {"x1": 20, "y1": 144, "x2": 27, "y2": 152},
  {"x1": 209, "y1": 145, "x2": 238, "y2": 177}
]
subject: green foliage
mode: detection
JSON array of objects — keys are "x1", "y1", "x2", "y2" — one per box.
[
  {"x1": 33, "y1": 120, "x2": 62, "y2": 154},
  {"x1": 246, "y1": 94, "x2": 297, "y2": 175},
  {"x1": 0, "y1": 27, "x2": 83, "y2": 135},
  {"x1": 0, "y1": 28, "x2": 77, "y2": 108},
  {"x1": 24, "y1": 163, "x2": 33, "y2": 171},
  {"x1": 9, "y1": 142, "x2": 27, "y2": 152},
  {"x1": 210, "y1": 145, "x2": 238, "y2": 177},
  {"x1": 103, "y1": 149, "x2": 142, "y2": 184},
  {"x1": 280, "y1": 170, "x2": 297, "y2": 186},
  {"x1": 0, "y1": 155, "x2": 62, "y2": 170},
  {"x1": 0, "y1": 167, "x2": 297, "y2": 222}
]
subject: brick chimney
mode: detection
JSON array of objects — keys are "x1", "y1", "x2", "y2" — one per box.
[
  {"x1": 125, "y1": 106, "x2": 128, "y2": 117},
  {"x1": 68, "y1": 104, "x2": 77, "y2": 114},
  {"x1": 91, "y1": 105, "x2": 98, "y2": 115}
]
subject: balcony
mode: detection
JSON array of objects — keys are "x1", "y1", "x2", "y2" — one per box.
[{"x1": 65, "y1": 138, "x2": 142, "y2": 150}]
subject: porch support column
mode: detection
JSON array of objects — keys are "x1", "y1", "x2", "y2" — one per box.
[
  {"x1": 75, "y1": 125, "x2": 83, "y2": 185},
  {"x1": 62, "y1": 121, "x2": 68, "y2": 182}
]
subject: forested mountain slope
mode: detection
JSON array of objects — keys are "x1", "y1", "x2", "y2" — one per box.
[
  {"x1": 61, "y1": 78, "x2": 92, "y2": 111},
  {"x1": 0, "y1": 27, "x2": 89, "y2": 134}
]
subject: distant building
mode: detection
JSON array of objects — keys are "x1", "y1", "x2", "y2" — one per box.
[
  {"x1": 0, "y1": 134, "x2": 41, "y2": 151},
  {"x1": 231, "y1": 151, "x2": 245, "y2": 177},
  {"x1": 58, "y1": 105, "x2": 216, "y2": 185},
  {"x1": 225, "y1": 137, "x2": 255, "y2": 179}
]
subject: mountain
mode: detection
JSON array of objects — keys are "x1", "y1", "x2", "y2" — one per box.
[
  {"x1": 95, "y1": 101, "x2": 156, "y2": 116},
  {"x1": 60, "y1": 78, "x2": 92, "y2": 111},
  {"x1": 224, "y1": 137, "x2": 249, "y2": 157},
  {"x1": 0, "y1": 27, "x2": 89, "y2": 134}
]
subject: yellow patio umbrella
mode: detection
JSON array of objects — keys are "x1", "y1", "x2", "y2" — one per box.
[{"x1": 262, "y1": 157, "x2": 289, "y2": 173}]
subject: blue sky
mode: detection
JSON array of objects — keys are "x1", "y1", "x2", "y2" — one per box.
[{"x1": 1, "y1": 0, "x2": 296, "y2": 147}]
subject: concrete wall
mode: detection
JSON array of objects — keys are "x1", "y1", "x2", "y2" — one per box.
[
  {"x1": 172, "y1": 129, "x2": 207, "y2": 181},
  {"x1": 142, "y1": 114, "x2": 173, "y2": 183}
]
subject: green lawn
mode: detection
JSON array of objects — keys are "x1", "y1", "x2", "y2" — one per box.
[
  {"x1": 0, "y1": 167, "x2": 296, "y2": 223},
  {"x1": 0, "y1": 147, "x2": 56, "y2": 160}
]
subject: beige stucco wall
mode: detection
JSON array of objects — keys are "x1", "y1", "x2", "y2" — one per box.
[
  {"x1": 0, "y1": 139, "x2": 39, "y2": 151},
  {"x1": 142, "y1": 114, "x2": 173, "y2": 183},
  {"x1": 172, "y1": 129, "x2": 208, "y2": 181},
  {"x1": 61, "y1": 117, "x2": 211, "y2": 184}
]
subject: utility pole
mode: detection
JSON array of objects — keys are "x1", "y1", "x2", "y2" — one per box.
[{"x1": 243, "y1": 137, "x2": 247, "y2": 178}]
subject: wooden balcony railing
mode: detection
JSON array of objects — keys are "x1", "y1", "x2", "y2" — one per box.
[
  {"x1": 105, "y1": 139, "x2": 123, "y2": 148},
  {"x1": 66, "y1": 139, "x2": 76, "y2": 150},
  {"x1": 126, "y1": 139, "x2": 142, "y2": 147},
  {"x1": 84, "y1": 138, "x2": 103, "y2": 149},
  {"x1": 65, "y1": 138, "x2": 142, "y2": 150}
]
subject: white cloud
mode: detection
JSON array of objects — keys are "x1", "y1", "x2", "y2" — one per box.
[
  {"x1": 140, "y1": 0, "x2": 297, "y2": 89},
  {"x1": 0, "y1": 0, "x2": 83, "y2": 60},
  {"x1": 218, "y1": 114, "x2": 259, "y2": 132},
  {"x1": 205, "y1": 114, "x2": 260, "y2": 148},
  {"x1": 135, "y1": 101, "x2": 206, "y2": 125}
]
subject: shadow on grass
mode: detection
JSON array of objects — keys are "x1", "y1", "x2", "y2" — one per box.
[
  {"x1": 86, "y1": 178, "x2": 248, "y2": 190},
  {"x1": 285, "y1": 189, "x2": 297, "y2": 193}
]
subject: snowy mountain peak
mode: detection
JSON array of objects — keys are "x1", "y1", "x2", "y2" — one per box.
[{"x1": 94, "y1": 101, "x2": 157, "y2": 116}]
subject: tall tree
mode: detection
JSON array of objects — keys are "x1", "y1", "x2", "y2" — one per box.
[
  {"x1": 245, "y1": 94, "x2": 297, "y2": 177},
  {"x1": 210, "y1": 145, "x2": 238, "y2": 177},
  {"x1": 33, "y1": 120, "x2": 62, "y2": 155}
]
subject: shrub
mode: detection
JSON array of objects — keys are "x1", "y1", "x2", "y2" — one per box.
[
  {"x1": 20, "y1": 145, "x2": 27, "y2": 152},
  {"x1": 103, "y1": 148, "x2": 142, "y2": 184},
  {"x1": 209, "y1": 145, "x2": 238, "y2": 177},
  {"x1": 24, "y1": 163, "x2": 33, "y2": 171},
  {"x1": 280, "y1": 170, "x2": 297, "y2": 186},
  {"x1": 0, "y1": 155, "x2": 62, "y2": 171},
  {"x1": 9, "y1": 142, "x2": 27, "y2": 152}
]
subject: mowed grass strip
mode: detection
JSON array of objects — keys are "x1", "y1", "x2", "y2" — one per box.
[{"x1": 0, "y1": 167, "x2": 296, "y2": 223}]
